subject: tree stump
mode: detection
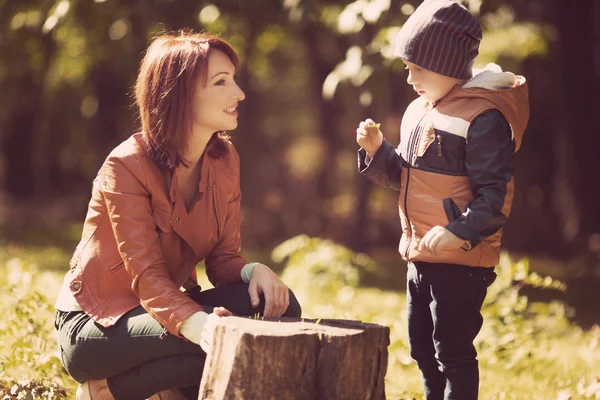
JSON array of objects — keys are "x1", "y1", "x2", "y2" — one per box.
[{"x1": 198, "y1": 317, "x2": 390, "y2": 400}]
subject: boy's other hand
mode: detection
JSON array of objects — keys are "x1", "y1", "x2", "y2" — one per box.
[
  {"x1": 418, "y1": 226, "x2": 465, "y2": 256},
  {"x1": 356, "y1": 118, "x2": 383, "y2": 159}
]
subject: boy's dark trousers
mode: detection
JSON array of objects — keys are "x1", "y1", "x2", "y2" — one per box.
[{"x1": 407, "y1": 261, "x2": 496, "y2": 400}]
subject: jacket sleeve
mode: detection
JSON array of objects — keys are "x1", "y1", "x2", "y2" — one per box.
[
  {"x1": 357, "y1": 139, "x2": 403, "y2": 191},
  {"x1": 205, "y1": 148, "x2": 248, "y2": 287},
  {"x1": 445, "y1": 110, "x2": 515, "y2": 246},
  {"x1": 101, "y1": 156, "x2": 203, "y2": 336}
]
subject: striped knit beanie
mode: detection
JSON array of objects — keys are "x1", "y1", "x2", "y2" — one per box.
[{"x1": 394, "y1": 0, "x2": 482, "y2": 79}]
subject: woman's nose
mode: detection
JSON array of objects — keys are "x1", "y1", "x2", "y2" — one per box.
[{"x1": 233, "y1": 82, "x2": 245, "y2": 101}]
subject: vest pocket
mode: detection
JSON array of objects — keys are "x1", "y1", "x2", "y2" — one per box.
[
  {"x1": 416, "y1": 122, "x2": 437, "y2": 157},
  {"x1": 443, "y1": 198, "x2": 463, "y2": 222},
  {"x1": 415, "y1": 131, "x2": 467, "y2": 175}
]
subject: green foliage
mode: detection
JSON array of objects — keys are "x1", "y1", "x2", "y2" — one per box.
[
  {"x1": 1, "y1": 241, "x2": 599, "y2": 399},
  {"x1": 0, "y1": 379, "x2": 67, "y2": 400},
  {"x1": 478, "y1": 255, "x2": 573, "y2": 372},
  {"x1": 0, "y1": 258, "x2": 73, "y2": 399},
  {"x1": 274, "y1": 237, "x2": 600, "y2": 399},
  {"x1": 0, "y1": 246, "x2": 72, "y2": 273},
  {"x1": 273, "y1": 234, "x2": 377, "y2": 293}
]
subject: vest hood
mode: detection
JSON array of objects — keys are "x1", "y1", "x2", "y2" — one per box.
[{"x1": 444, "y1": 63, "x2": 530, "y2": 151}]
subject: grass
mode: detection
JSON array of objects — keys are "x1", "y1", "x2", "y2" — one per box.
[{"x1": 0, "y1": 237, "x2": 599, "y2": 399}]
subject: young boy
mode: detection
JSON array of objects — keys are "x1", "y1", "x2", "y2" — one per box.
[{"x1": 356, "y1": 1, "x2": 529, "y2": 399}]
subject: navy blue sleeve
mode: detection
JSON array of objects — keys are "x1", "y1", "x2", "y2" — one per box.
[
  {"x1": 445, "y1": 110, "x2": 515, "y2": 246},
  {"x1": 357, "y1": 139, "x2": 403, "y2": 191}
]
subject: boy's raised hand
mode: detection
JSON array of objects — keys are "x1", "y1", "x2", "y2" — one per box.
[
  {"x1": 356, "y1": 118, "x2": 383, "y2": 159},
  {"x1": 418, "y1": 226, "x2": 465, "y2": 256}
]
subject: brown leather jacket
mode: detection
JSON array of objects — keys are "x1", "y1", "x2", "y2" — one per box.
[{"x1": 62, "y1": 133, "x2": 247, "y2": 336}]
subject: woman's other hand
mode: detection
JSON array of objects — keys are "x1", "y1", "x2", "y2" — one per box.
[
  {"x1": 248, "y1": 264, "x2": 290, "y2": 317},
  {"x1": 200, "y1": 307, "x2": 232, "y2": 354}
]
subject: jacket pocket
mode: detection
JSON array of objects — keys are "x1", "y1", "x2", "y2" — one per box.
[
  {"x1": 102, "y1": 254, "x2": 124, "y2": 272},
  {"x1": 152, "y1": 209, "x2": 173, "y2": 234},
  {"x1": 443, "y1": 198, "x2": 463, "y2": 222},
  {"x1": 109, "y1": 261, "x2": 124, "y2": 272}
]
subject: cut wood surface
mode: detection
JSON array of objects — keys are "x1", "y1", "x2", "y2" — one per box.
[{"x1": 198, "y1": 317, "x2": 390, "y2": 400}]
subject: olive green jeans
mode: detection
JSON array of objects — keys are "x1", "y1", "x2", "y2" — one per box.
[{"x1": 55, "y1": 283, "x2": 302, "y2": 400}]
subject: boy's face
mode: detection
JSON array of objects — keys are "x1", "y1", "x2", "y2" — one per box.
[{"x1": 403, "y1": 60, "x2": 463, "y2": 103}]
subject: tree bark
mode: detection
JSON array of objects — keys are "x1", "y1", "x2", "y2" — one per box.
[
  {"x1": 554, "y1": 0, "x2": 598, "y2": 246},
  {"x1": 198, "y1": 317, "x2": 390, "y2": 400},
  {"x1": 3, "y1": 16, "x2": 56, "y2": 199}
]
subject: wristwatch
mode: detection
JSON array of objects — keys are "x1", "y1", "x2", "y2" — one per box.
[{"x1": 461, "y1": 240, "x2": 473, "y2": 251}]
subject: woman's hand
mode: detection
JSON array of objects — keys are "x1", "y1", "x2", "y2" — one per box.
[
  {"x1": 356, "y1": 118, "x2": 384, "y2": 159},
  {"x1": 248, "y1": 264, "x2": 290, "y2": 317},
  {"x1": 200, "y1": 307, "x2": 232, "y2": 354}
]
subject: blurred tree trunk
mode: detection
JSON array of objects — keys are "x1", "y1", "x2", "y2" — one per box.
[
  {"x1": 89, "y1": 65, "x2": 128, "y2": 166},
  {"x1": 556, "y1": 0, "x2": 600, "y2": 240},
  {"x1": 553, "y1": 0, "x2": 598, "y2": 247},
  {"x1": 501, "y1": 0, "x2": 598, "y2": 262},
  {"x1": 3, "y1": 30, "x2": 55, "y2": 200},
  {"x1": 305, "y1": 27, "x2": 341, "y2": 201},
  {"x1": 301, "y1": 24, "x2": 345, "y2": 239},
  {"x1": 4, "y1": 96, "x2": 37, "y2": 199},
  {"x1": 351, "y1": 24, "x2": 377, "y2": 252},
  {"x1": 237, "y1": 27, "x2": 274, "y2": 245}
]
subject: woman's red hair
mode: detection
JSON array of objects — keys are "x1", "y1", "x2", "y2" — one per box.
[{"x1": 135, "y1": 31, "x2": 240, "y2": 169}]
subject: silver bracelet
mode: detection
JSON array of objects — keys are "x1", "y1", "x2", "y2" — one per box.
[{"x1": 240, "y1": 262, "x2": 258, "y2": 283}]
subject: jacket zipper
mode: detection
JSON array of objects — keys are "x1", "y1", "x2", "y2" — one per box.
[
  {"x1": 212, "y1": 182, "x2": 221, "y2": 239},
  {"x1": 159, "y1": 326, "x2": 168, "y2": 339},
  {"x1": 437, "y1": 134, "x2": 443, "y2": 157}
]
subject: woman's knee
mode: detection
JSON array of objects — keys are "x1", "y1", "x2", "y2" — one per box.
[{"x1": 284, "y1": 289, "x2": 302, "y2": 318}]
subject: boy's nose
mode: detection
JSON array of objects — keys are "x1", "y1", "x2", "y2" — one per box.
[{"x1": 406, "y1": 71, "x2": 416, "y2": 85}]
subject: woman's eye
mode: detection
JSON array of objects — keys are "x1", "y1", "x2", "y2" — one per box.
[{"x1": 215, "y1": 79, "x2": 225, "y2": 86}]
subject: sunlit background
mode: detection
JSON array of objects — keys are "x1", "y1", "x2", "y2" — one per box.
[{"x1": 0, "y1": 0, "x2": 599, "y2": 399}]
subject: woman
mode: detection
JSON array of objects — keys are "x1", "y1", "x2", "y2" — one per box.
[{"x1": 54, "y1": 31, "x2": 301, "y2": 400}]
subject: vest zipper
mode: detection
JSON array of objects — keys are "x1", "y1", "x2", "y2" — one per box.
[
  {"x1": 405, "y1": 101, "x2": 444, "y2": 256},
  {"x1": 403, "y1": 166, "x2": 412, "y2": 258},
  {"x1": 408, "y1": 125, "x2": 421, "y2": 165},
  {"x1": 403, "y1": 109, "x2": 430, "y2": 257}
]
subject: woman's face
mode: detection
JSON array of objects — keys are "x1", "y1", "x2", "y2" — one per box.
[{"x1": 191, "y1": 49, "x2": 245, "y2": 135}]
